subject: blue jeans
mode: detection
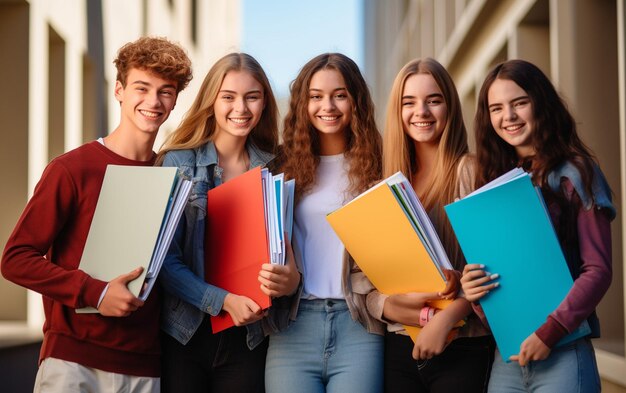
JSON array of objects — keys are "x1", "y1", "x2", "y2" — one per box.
[
  {"x1": 488, "y1": 338, "x2": 600, "y2": 392},
  {"x1": 265, "y1": 299, "x2": 384, "y2": 393}
]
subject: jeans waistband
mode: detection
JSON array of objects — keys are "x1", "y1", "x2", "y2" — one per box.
[{"x1": 298, "y1": 298, "x2": 348, "y2": 312}]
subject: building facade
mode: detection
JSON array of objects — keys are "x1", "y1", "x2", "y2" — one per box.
[
  {"x1": 0, "y1": 0, "x2": 240, "y2": 389},
  {"x1": 363, "y1": 0, "x2": 626, "y2": 389}
]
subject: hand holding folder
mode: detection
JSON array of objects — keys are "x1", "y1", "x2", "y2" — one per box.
[
  {"x1": 445, "y1": 168, "x2": 591, "y2": 361},
  {"x1": 258, "y1": 239, "x2": 300, "y2": 298},
  {"x1": 76, "y1": 165, "x2": 191, "y2": 313},
  {"x1": 98, "y1": 267, "x2": 146, "y2": 316},
  {"x1": 221, "y1": 293, "x2": 264, "y2": 327},
  {"x1": 205, "y1": 167, "x2": 295, "y2": 333},
  {"x1": 326, "y1": 172, "x2": 463, "y2": 341}
]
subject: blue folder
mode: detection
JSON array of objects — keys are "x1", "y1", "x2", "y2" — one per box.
[{"x1": 444, "y1": 169, "x2": 590, "y2": 361}]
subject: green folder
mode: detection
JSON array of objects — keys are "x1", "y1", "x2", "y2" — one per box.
[{"x1": 76, "y1": 165, "x2": 191, "y2": 313}]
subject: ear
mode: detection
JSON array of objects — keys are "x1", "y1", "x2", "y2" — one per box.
[
  {"x1": 171, "y1": 92, "x2": 180, "y2": 111},
  {"x1": 114, "y1": 80, "x2": 124, "y2": 102}
]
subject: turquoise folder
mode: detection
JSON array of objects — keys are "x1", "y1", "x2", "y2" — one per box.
[{"x1": 444, "y1": 170, "x2": 590, "y2": 361}]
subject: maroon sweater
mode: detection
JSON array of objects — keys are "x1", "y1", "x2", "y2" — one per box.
[{"x1": 1, "y1": 141, "x2": 160, "y2": 377}]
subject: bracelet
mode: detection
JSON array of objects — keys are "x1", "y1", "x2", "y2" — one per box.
[
  {"x1": 428, "y1": 306, "x2": 436, "y2": 322},
  {"x1": 419, "y1": 306, "x2": 431, "y2": 327},
  {"x1": 419, "y1": 306, "x2": 438, "y2": 327}
]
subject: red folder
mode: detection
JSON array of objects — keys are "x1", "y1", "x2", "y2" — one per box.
[{"x1": 205, "y1": 166, "x2": 270, "y2": 333}]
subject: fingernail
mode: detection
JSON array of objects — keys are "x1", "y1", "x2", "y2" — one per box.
[
  {"x1": 479, "y1": 264, "x2": 485, "y2": 268},
  {"x1": 490, "y1": 273, "x2": 499, "y2": 279},
  {"x1": 494, "y1": 282, "x2": 500, "y2": 287}
]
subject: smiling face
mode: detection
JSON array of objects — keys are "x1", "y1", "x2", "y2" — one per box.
[
  {"x1": 401, "y1": 73, "x2": 448, "y2": 146},
  {"x1": 487, "y1": 78, "x2": 535, "y2": 158},
  {"x1": 115, "y1": 68, "x2": 178, "y2": 136},
  {"x1": 307, "y1": 68, "x2": 352, "y2": 153},
  {"x1": 213, "y1": 70, "x2": 265, "y2": 140}
]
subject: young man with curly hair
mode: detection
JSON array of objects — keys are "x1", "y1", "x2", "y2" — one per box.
[{"x1": 1, "y1": 36, "x2": 193, "y2": 392}]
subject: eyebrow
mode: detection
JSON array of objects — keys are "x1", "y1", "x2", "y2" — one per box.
[
  {"x1": 402, "y1": 93, "x2": 443, "y2": 100},
  {"x1": 488, "y1": 95, "x2": 529, "y2": 108},
  {"x1": 309, "y1": 87, "x2": 347, "y2": 93},
  {"x1": 219, "y1": 89, "x2": 263, "y2": 95},
  {"x1": 130, "y1": 80, "x2": 177, "y2": 90}
]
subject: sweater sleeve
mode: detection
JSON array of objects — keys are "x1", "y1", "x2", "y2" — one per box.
[
  {"x1": 366, "y1": 290, "x2": 388, "y2": 322},
  {"x1": 457, "y1": 155, "x2": 477, "y2": 199},
  {"x1": 1, "y1": 160, "x2": 107, "y2": 309},
  {"x1": 535, "y1": 186, "x2": 612, "y2": 348}
]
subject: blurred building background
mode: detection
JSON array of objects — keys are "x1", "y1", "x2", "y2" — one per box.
[
  {"x1": 0, "y1": 0, "x2": 241, "y2": 391},
  {"x1": 363, "y1": 0, "x2": 626, "y2": 391},
  {"x1": 0, "y1": 0, "x2": 624, "y2": 391}
]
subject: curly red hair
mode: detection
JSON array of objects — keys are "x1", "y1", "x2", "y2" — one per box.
[{"x1": 114, "y1": 36, "x2": 192, "y2": 93}]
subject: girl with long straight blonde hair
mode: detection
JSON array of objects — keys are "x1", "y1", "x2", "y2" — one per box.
[
  {"x1": 157, "y1": 53, "x2": 300, "y2": 393},
  {"x1": 371, "y1": 58, "x2": 494, "y2": 392},
  {"x1": 156, "y1": 54, "x2": 278, "y2": 163}
]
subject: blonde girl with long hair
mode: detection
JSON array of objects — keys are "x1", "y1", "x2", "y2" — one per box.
[
  {"x1": 156, "y1": 53, "x2": 300, "y2": 393},
  {"x1": 265, "y1": 53, "x2": 384, "y2": 393},
  {"x1": 371, "y1": 58, "x2": 494, "y2": 392}
]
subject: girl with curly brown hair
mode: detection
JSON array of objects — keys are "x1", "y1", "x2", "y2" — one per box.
[{"x1": 264, "y1": 53, "x2": 384, "y2": 393}]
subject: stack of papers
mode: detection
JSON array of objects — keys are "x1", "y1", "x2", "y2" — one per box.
[
  {"x1": 205, "y1": 166, "x2": 294, "y2": 333},
  {"x1": 326, "y1": 172, "x2": 454, "y2": 340},
  {"x1": 261, "y1": 168, "x2": 295, "y2": 265},
  {"x1": 77, "y1": 165, "x2": 192, "y2": 313},
  {"x1": 445, "y1": 168, "x2": 590, "y2": 360}
]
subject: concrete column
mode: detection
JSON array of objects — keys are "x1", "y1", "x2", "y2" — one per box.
[
  {"x1": 552, "y1": 0, "x2": 624, "y2": 362},
  {"x1": 0, "y1": 2, "x2": 30, "y2": 322}
]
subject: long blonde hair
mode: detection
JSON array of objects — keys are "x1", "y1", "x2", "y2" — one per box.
[
  {"x1": 280, "y1": 53, "x2": 382, "y2": 200},
  {"x1": 383, "y1": 58, "x2": 469, "y2": 268},
  {"x1": 156, "y1": 53, "x2": 278, "y2": 164}
]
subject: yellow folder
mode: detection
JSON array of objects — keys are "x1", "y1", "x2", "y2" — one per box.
[{"x1": 326, "y1": 174, "x2": 451, "y2": 340}]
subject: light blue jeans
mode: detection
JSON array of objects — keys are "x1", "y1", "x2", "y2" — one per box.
[
  {"x1": 265, "y1": 299, "x2": 384, "y2": 393},
  {"x1": 488, "y1": 338, "x2": 600, "y2": 392}
]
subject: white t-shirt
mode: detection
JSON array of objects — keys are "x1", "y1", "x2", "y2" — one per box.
[{"x1": 294, "y1": 154, "x2": 350, "y2": 300}]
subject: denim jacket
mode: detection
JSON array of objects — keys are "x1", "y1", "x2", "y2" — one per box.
[{"x1": 159, "y1": 141, "x2": 283, "y2": 349}]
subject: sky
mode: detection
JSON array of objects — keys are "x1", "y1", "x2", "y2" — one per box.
[{"x1": 241, "y1": 0, "x2": 363, "y2": 99}]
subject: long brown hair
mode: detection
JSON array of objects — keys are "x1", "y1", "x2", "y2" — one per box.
[
  {"x1": 156, "y1": 53, "x2": 278, "y2": 164},
  {"x1": 474, "y1": 60, "x2": 595, "y2": 190},
  {"x1": 383, "y1": 58, "x2": 469, "y2": 269},
  {"x1": 280, "y1": 53, "x2": 381, "y2": 199},
  {"x1": 474, "y1": 59, "x2": 599, "y2": 256}
]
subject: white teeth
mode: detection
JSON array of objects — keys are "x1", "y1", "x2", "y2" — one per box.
[
  {"x1": 320, "y1": 116, "x2": 338, "y2": 121},
  {"x1": 230, "y1": 118, "x2": 249, "y2": 124},
  {"x1": 504, "y1": 124, "x2": 523, "y2": 131},
  {"x1": 140, "y1": 110, "x2": 159, "y2": 118},
  {"x1": 412, "y1": 122, "x2": 434, "y2": 127}
]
